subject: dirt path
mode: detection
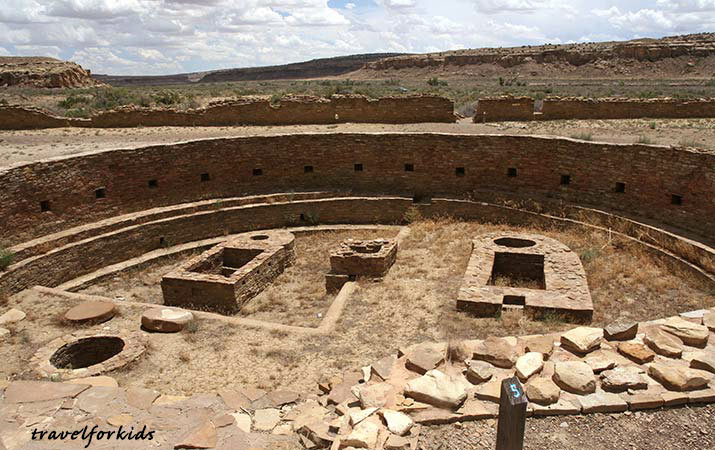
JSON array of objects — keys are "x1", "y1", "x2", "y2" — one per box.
[{"x1": 1, "y1": 118, "x2": 714, "y2": 167}]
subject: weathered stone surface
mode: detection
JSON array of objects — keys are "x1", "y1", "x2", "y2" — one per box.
[
  {"x1": 472, "y1": 337, "x2": 517, "y2": 368},
  {"x1": 381, "y1": 409, "x2": 414, "y2": 436},
  {"x1": 649, "y1": 362, "x2": 709, "y2": 391},
  {"x1": 253, "y1": 408, "x2": 281, "y2": 431},
  {"x1": 218, "y1": 389, "x2": 252, "y2": 410},
  {"x1": 689, "y1": 388, "x2": 715, "y2": 404},
  {"x1": 475, "y1": 379, "x2": 502, "y2": 403},
  {"x1": 644, "y1": 327, "x2": 684, "y2": 358},
  {"x1": 67, "y1": 376, "x2": 118, "y2": 388},
  {"x1": 371, "y1": 354, "x2": 397, "y2": 381},
  {"x1": 0, "y1": 308, "x2": 25, "y2": 325},
  {"x1": 516, "y1": 352, "x2": 544, "y2": 381},
  {"x1": 64, "y1": 301, "x2": 116, "y2": 323},
  {"x1": 661, "y1": 317, "x2": 710, "y2": 347},
  {"x1": 349, "y1": 407, "x2": 378, "y2": 426},
  {"x1": 703, "y1": 311, "x2": 715, "y2": 332},
  {"x1": 126, "y1": 387, "x2": 160, "y2": 410},
  {"x1": 603, "y1": 319, "x2": 638, "y2": 341},
  {"x1": 617, "y1": 342, "x2": 655, "y2": 364},
  {"x1": 107, "y1": 414, "x2": 133, "y2": 427},
  {"x1": 524, "y1": 335, "x2": 554, "y2": 358},
  {"x1": 385, "y1": 435, "x2": 412, "y2": 450},
  {"x1": 231, "y1": 412, "x2": 252, "y2": 433},
  {"x1": 4, "y1": 380, "x2": 89, "y2": 403},
  {"x1": 406, "y1": 346, "x2": 444, "y2": 374},
  {"x1": 296, "y1": 420, "x2": 333, "y2": 447},
  {"x1": 690, "y1": 351, "x2": 715, "y2": 374},
  {"x1": 465, "y1": 360, "x2": 493, "y2": 384},
  {"x1": 560, "y1": 327, "x2": 603, "y2": 355},
  {"x1": 531, "y1": 393, "x2": 582, "y2": 416},
  {"x1": 342, "y1": 416, "x2": 380, "y2": 449},
  {"x1": 404, "y1": 370, "x2": 468, "y2": 409},
  {"x1": 357, "y1": 382, "x2": 392, "y2": 408},
  {"x1": 584, "y1": 352, "x2": 617, "y2": 374},
  {"x1": 601, "y1": 367, "x2": 648, "y2": 392},
  {"x1": 0, "y1": 327, "x2": 9, "y2": 339},
  {"x1": 553, "y1": 361, "x2": 596, "y2": 395},
  {"x1": 625, "y1": 392, "x2": 665, "y2": 410},
  {"x1": 579, "y1": 391, "x2": 628, "y2": 413},
  {"x1": 141, "y1": 307, "x2": 193, "y2": 332},
  {"x1": 266, "y1": 389, "x2": 300, "y2": 407},
  {"x1": 526, "y1": 377, "x2": 560, "y2": 405},
  {"x1": 174, "y1": 420, "x2": 217, "y2": 449}
]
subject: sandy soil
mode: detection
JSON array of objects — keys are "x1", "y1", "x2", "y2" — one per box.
[
  {"x1": 4, "y1": 221, "x2": 712, "y2": 397},
  {"x1": 1, "y1": 118, "x2": 715, "y2": 167}
]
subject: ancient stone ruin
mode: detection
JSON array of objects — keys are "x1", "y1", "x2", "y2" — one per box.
[
  {"x1": 161, "y1": 231, "x2": 296, "y2": 314},
  {"x1": 457, "y1": 233, "x2": 593, "y2": 322},
  {"x1": 325, "y1": 238, "x2": 397, "y2": 292}
]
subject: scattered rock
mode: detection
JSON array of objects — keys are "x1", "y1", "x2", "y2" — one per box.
[
  {"x1": 649, "y1": 362, "x2": 709, "y2": 391},
  {"x1": 174, "y1": 420, "x2": 217, "y2": 449},
  {"x1": 67, "y1": 376, "x2": 118, "y2": 388},
  {"x1": 475, "y1": 379, "x2": 502, "y2": 403},
  {"x1": 703, "y1": 311, "x2": 715, "y2": 332},
  {"x1": 141, "y1": 307, "x2": 193, "y2": 332},
  {"x1": 524, "y1": 335, "x2": 554, "y2": 358},
  {"x1": 64, "y1": 301, "x2": 116, "y2": 324},
  {"x1": 0, "y1": 308, "x2": 26, "y2": 325},
  {"x1": 644, "y1": 327, "x2": 684, "y2": 358},
  {"x1": 349, "y1": 407, "x2": 378, "y2": 426},
  {"x1": 265, "y1": 389, "x2": 300, "y2": 408},
  {"x1": 404, "y1": 370, "x2": 469, "y2": 409},
  {"x1": 253, "y1": 408, "x2": 281, "y2": 431},
  {"x1": 4, "y1": 380, "x2": 89, "y2": 403},
  {"x1": 126, "y1": 387, "x2": 160, "y2": 410},
  {"x1": 472, "y1": 337, "x2": 518, "y2": 368},
  {"x1": 357, "y1": 382, "x2": 392, "y2": 408},
  {"x1": 381, "y1": 409, "x2": 414, "y2": 436},
  {"x1": 406, "y1": 345, "x2": 445, "y2": 374},
  {"x1": 272, "y1": 424, "x2": 292, "y2": 435},
  {"x1": 231, "y1": 412, "x2": 252, "y2": 433},
  {"x1": 516, "y1": 352, "x2": 544, "y2": 381},
  {"x1": 553, "y1": 361, "x2": 596, "y2": 395},
  {"x1": 661, "y1": 317, "x2": 709, "y2": 347},
  {"x1": 342, "y1": 416, "x2": 380, "y2": 448},
  {"x1": 603, "y1": 319, "x2": 638, "y2": 341},
  {"x1": 385, "y1": 434, "x2": 412, "y2": 450},
  {"x1": 601, "y1": 367, "x2": 648, "y2": 392},
  {"x1": 107, "y1": 414, "x2": 133, "y2": 427},
  {"x1": 526, "y1": 378, "x2": 560, "y2": 405},
  {"x1": 690, "y1": 351, "x2": 715, "y2": 374},
  {"x1": 371, "y1": 354, "x2": 397, "y2": 381},
  {"x1": 579, "y1": 391, "x2": 628, "y2": 413},
  {"x1": 465, "y1": 360, "x2": 493, "y2": 384},
  {"x1": 0, "y1": 328, "x2": 9, "y2": 339},
  {"x1": 211, "y1": 414, "x2": 234, "y2": 428},
  {"x1": 617, "y1": 342, "x2": 655, "y2": 364},
  {"x1": 560, "y1": 327, "x2": 603, "y2": 355},
  {"x1": 583, "y1": 351, "x2": 618, "y2": 373}
]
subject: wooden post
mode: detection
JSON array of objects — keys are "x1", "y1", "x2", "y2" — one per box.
[{"x1": 496, "y1": 376, "x2": 527, "y2": 450}]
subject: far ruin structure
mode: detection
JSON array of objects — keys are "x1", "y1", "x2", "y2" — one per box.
[{"x1": 325, "y1": 238, "x2": 397, "y2": 292}]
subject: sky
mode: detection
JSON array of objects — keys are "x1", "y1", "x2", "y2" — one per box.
[{"x1": 1, "y1": 0, "x2": 714, "y2": 75}]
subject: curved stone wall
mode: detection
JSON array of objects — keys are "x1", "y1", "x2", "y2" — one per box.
[
  {"x1": 1, "y1": 133, "x2": 714, "y2": 301},
  {"x1": 1, "y1": 133, "x2": 712, "y2": 244}
]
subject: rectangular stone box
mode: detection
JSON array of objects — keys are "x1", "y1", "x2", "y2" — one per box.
[
  {"x1": 325, "y1": 238, "x2": 397, "y2": 292},
  {"x1": 161, "y1": 231, "x2": 295, "y2": 314}
]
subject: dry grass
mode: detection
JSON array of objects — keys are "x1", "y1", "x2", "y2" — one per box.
[{"x1": 3, "y1": 220, "x2": 713, "y2": 396}]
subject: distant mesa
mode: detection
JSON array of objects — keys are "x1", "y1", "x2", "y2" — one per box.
[{"x1": 0, "y1": 56, "x2": 102, "y2": 89}]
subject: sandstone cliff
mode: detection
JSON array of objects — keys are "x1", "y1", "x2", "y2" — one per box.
[{"x1": 0, "y1": 57, "x2": 101, "y2": 88}]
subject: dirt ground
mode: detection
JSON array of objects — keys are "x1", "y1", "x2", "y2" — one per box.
[
  {"x1": 1, "y1": 117, "x2": 715, "y2": 168},
  {"x1": 3, "y1": 220, "x2": 713, "y2": 398},
  {"x1": 419, "y1": 404, "x2": 715, "y2": 449}
]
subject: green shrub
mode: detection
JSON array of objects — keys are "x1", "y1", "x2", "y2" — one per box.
[
  {"x1": 637, "y1": 135, "x2": 653, "y2": 144},
  {"x1": 151, "y1": 90, "x2": 183, "y2": 106},
  {"x1": 58, "y1": 94, "x2": 91, "y2": 109},
  {"x1": 427, "y1": 77, "x2": 447, "y2": 87},
  {"x1": 649, "y1": 121, "x2": 657, "y2": 130},
  {"x1": 0, "y1": 247, "x2": 13, "y2": 271}
]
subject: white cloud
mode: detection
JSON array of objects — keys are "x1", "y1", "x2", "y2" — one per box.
[{"x1": 0, "y1": 0, "x2": 712, "y2": 75}]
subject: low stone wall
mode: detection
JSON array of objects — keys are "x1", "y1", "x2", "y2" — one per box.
[
  {"x1": 0, "y1": 95, "x2": 455, "y2": 130},
  {"x1": 474, "y1": 96, "x2": 715, "y2": 122},
  {"x1": 474, "y1": 97, "x2": 534, "y2": 122}
]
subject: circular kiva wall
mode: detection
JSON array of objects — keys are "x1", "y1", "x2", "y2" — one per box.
[{"x1": 0, "y1": 133, "x2": 714, "y2": 298}]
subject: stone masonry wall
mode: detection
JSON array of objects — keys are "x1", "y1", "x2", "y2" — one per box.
[
  {"x1": 474, "y1": 96, "x2": 715, "y2": 122},
  {"x1": 1, "y1": 133, "x2": 712, "y2": 246},
  {"x1": 0, "y1": 95, "x2": 455, "y2": 130}
]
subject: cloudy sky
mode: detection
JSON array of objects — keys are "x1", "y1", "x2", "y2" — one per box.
[{"x1": 1, "y1": 0, "x2": 714, "y2": 75}]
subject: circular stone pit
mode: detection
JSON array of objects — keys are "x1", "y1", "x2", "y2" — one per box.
[{"x1": 31, "y1": 330, "x2": 146, "y2": 380}]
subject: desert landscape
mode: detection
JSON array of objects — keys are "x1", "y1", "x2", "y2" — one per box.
[{"x1": 1, "y1": 18, "x2": 715, "y2": 450}]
